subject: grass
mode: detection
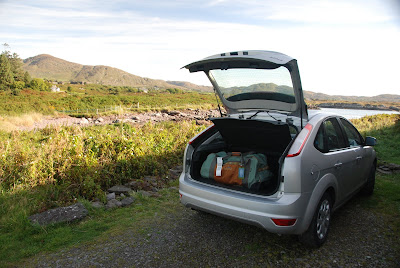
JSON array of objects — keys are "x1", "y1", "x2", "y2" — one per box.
[
  {"x1": 0, "y1": 113, "x2": 399, "y2": 266},
  {"x1": 0, "y1": 88, "x2": 216, "y2": 116},
  {"x1": 0, "y1": 113, "x2": 44, "y2": 132},
  {"x1": 1, "y1": 184, "x2": 181, "y2": 266},
  {"x1": 351, "y1": 114, "x2": 400, "y2": 164}
]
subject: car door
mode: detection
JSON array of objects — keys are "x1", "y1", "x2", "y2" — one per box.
[
  {"x1": 313, "y1": 117, "x2": 357, "y2": 203},
  {"x1": 338, "y1": 117, "x2": 369, "y2": 190}
]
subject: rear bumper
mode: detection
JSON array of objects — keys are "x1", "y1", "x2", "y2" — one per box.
[{"x1": 179, "y1": 172, "x2": 311, "y2": 234}]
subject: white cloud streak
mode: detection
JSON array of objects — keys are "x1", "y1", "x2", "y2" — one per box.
[{"x1": 1, "y1": 0, "x2": 399, "y2": 95}]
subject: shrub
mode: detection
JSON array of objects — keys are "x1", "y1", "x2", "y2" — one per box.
[
  {"x1": 30, "y1": 78, "x2": 49, "y2": 91},
  {"x1": 12, "y1": 81, "x2": 25, "y2": 90}
]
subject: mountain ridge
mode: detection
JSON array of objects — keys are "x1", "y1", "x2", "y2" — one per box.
[
  {"x1": 23, "y1": 54, "x2": 185, "y2": 90},
  {"x1": 22, "y1": 54, "x2": 400, "y2": 103}
]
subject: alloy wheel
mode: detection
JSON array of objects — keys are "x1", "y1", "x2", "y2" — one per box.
[{"x1": 316, "y1": 199, "x2": 330, "y2": 239}]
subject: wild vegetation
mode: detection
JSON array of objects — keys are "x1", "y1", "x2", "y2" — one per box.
[
  {"x1": 0, "y1": 86, "x2": 216, "y2": 116},
  {"x1": 0, "y1": 114, "x2": 399, "y2": 266}
]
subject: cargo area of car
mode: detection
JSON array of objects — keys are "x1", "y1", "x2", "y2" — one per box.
[{"x1": 189, "y1": 117, "x2": 297, "y2": 196}]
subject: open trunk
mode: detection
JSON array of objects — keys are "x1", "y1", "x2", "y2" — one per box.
[{"x1": 190, "y1": 117, "x2": 296, "y2": 196}]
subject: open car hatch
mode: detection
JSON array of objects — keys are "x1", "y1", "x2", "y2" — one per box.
[{"x1": 184, "y1": 50, "x2": 308, "y2": 126}]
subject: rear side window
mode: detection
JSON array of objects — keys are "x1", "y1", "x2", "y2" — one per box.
[
  {"x1": 314, "y1": 118, "x2": 347, "y2": 153},
  {"x1": 339, "y1": 118, "x2": 363, "y2": 147}
]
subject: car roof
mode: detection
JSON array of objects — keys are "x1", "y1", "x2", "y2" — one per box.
[{"x1": 308, "y1": 110, "x2": 352, "y2": 123}]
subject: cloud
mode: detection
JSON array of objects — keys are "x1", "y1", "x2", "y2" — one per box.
[{"x1": 1, "y1": 0, "x2": 399, "y2": 95}]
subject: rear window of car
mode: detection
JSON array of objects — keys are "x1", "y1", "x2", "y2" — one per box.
[{"x1": 209, "y1": 67, "x2": 295, "y2": 103}]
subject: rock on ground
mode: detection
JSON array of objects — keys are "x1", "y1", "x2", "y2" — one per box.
[
  {"x1": 108, "y1": 185, "x2": 132, "y2": 195},
  {"x1": 29, "y1": 202, "x2": 88, "y2": 226}
]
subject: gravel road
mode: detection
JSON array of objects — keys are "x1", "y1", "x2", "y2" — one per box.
[{"x1": 23, "y1": 193, "x2": 399, "y2": 268}]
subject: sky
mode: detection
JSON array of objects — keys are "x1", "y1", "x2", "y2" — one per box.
[{"x1": 0, "y1": 0, "x2": 399, "y2": 96}]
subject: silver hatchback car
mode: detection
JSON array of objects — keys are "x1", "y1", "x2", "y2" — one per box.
[{"x1": 179, "y1": 50, "x2": 377, "y2": 247}]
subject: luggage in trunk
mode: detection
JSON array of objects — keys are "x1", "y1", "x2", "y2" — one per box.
[
  {"x1": 191, "y1": 117, "x2": 294, "y2": 195},
  {"x1": 200, "y1": 151, "x2": 274, "y2": 190}
]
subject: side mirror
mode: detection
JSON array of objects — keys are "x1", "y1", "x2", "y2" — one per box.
[{"x1": 365, "y1": 136, "x2": 377, "y2": 146}]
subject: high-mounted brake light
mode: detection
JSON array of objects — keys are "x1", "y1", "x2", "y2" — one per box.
[
  {"x1": 189, "y1": 124, "x2": 215, "y2": 145},
  {"x1": 271, "y1": 218, "x2": 297, "y2": 226},
  {"x1": 286, "y1": 124, "x2": 313, "y2": 158}
]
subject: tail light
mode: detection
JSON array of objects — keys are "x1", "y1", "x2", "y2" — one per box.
[
  {"x1": 286, "y1": 123, "x2": 313, "y2": 158},
  {"x1": 271, "y1": 218, "x2": 297, "y2": 226}
]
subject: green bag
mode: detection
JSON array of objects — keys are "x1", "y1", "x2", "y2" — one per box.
[{"x1": 200, "y1": 151, "x2": 273, "y2": 189}]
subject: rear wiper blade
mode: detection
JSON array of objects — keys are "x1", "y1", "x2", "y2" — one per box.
[
  {"x1": 247, "y1": 110, "x2": 262, "y2": 119},
  {"x1": 247, "y1": 110, "x2": 283, "y2": 120}
]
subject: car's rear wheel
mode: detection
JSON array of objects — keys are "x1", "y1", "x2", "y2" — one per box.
[
  {"x1": 360, "y1": 164, "x2": 376, "y2": 196},
  {"x1": 299, "y1": 192, "x2": 332, "y2": 247}
]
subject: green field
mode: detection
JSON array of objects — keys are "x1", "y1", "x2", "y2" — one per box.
[{"x1": 0, "y1": 87, "x2": 216, "y2": 116}]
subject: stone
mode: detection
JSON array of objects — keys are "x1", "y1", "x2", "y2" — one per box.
[
  {"x1": 91, "y1": 201, "x2": 104, "y2": 209},
  {"x1": 113, "y1": 119, "x2": 121, "y2": 123},
  {"x1": 29, "y1": 202, "x2": 88, "y2": 226},
  {"x1": 196, "y1": 120, "x2": 209, "y2": 125},
  {"x1": 97, "y1": 117, "x2": 104, "y2": 122},
  {"x1": 131, "y1": 116, "x2": 139, "y2": 120},
  {"x1": 105, "y1": 199, "x2": 123, "y2": 209},
  {"x1": 108, "y1": 185, "x2": 132, "y2": 195},
  {"x1": 377, "y1": 168, "x2": 392, "y2": 175},
  {"x1": 121, "y1": 197, "x2": 135, "y2": 207},
  {"x1": 168, "y1": 111, "x2": 181, "y2": 116},
  {"x1": 106, "y1": 192, "x2": 116, "y2": 200},
  {"x1": 387, "y1": 163, "x2": 400, "y2": 170},
  {"x1": 126, "y1": 180, "x2": 140, "y2": 190},
  {"x1": 140, "y1": 190, "x2": 161, "y2": 198},
  {"x1": 144, "y1": 176, "x2": 158, "y2": 183},
  {"x1": 169, "y1": 166, "x2": 183, "y2": 179},
  {"x1": 120, "y1": 193, "x2": 125, "y2": 198},
  {"x1": 140, "y1": 191, "x2": 152, "y2": 197},
  {"x1": 80, "y1": 118, "x2": 89, "y2": 124}
]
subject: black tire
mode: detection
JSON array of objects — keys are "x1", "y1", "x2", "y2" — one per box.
[
  {"x1": 299, "y1": 193, "x2": 332, "y2": 248},
  {"x1": 360, "y1": 164, "x2": 376, "y2": 196}
]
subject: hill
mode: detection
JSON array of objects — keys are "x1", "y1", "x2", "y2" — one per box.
[
  {"x1": 167, "y1": 81, "x2": 212, "y2": 92},
  {"x1": 22, "y1": 54, "x2": 399, "y2": 102},
  {"x1": 23, "y1": 54, "x2": 185, "y2": 90},
  {"x1": 304, "y1": 91, "x2": 400, "y2": 103}
]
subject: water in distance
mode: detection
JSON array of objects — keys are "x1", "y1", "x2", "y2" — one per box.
[{"x1": 317, "y1": 108, "x2": 400, "y2": 119}]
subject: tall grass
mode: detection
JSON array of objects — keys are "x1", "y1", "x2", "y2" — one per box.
[
  {"x1": 0, "y1": 113, "x2": 44, "y2": 132},
  {"x1": 0, "y1": 121, "x2": 205, "y2": 207}
]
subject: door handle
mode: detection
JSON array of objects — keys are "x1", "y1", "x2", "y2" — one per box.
[
  {"x1": 334, "y1": 162, "x2": 342, "y2": 169},
  {"x1": 356, "y1": 156, "x2": 363, "y2": 161}
]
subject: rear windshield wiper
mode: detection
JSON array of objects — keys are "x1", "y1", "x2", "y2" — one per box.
[{"x1": 247, "y1": 110, "x2": 282, "y2": 122}]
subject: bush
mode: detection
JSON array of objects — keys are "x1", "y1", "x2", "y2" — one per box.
[
  {"x1": 30, "y1": 78, "x2": 49, "y2": 91},
  {"x1": 0, "y1": 121, "x2": 205, "y2": 203},
  {"x1": 12, "y1": 81, "x2": 25, "y2": 90}
]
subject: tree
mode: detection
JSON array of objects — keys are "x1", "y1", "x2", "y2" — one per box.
[
  {"x1": 0, "y1": 44, "x2": 28, "y2": 90},
  {"x1": 9, "y1": 52, "x2": 24, "y2": 81},
  {"x1": 0, "y1": 53, "x2": 14, "y2": 90},
  {"x1": 23, "y1": 71, "x2": 31, "y2": 85},
  {"x1": 30, "y1": 78, "x2": 49, "y2": 91}
]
